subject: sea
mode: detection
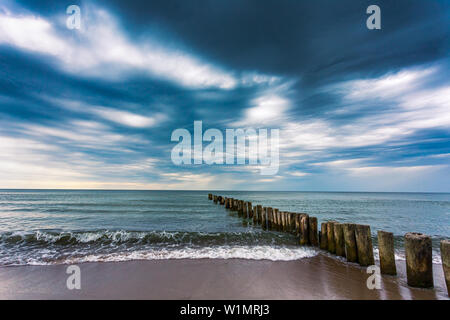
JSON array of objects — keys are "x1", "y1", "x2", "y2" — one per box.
[{"x1": 0, "y1": 190, "x2": 448, "y2": 266}]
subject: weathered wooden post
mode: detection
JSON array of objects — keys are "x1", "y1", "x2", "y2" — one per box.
[
  {"x1": 320, "y1": 223, "x2": 328, "y2": 250},
  {"x1": 278, "y1": 211, "x2": 283, "y2": 231},
  {"x1": 256, "y1": 205, "x2": 262, "y2": 225},
  {"x1": 309, "y1": 217, "x2": 318, "y2": 246},
  {"x1": 285, "y1": 213, "x2": 291, "y2": 232},
  {"x1": 266, "y1": 207, "x2": 273, "y2": 230},
  {"x1": 284, "y1": 212, "x2": 289, "y2": 232},
  {"x1": 290, "y1": 213, "x2": 296, "y2": 232},
  {"x1": 327, "y1": 221, "x2": 336, "y2": 254},
  {"x1": 377, "y1": 231, "x2": 397, "y2": 275},
  {"x1": 405, "y1": 232, "x2": 433, "y2": 288},
  {"x1": 213, "y1": 195, "x2": 218, "y2": 203},
  {"x1": 225, "y1": 198, "x2": 230, "y2": 209},
  {"x1": 342, "y1": 223, "x2": 358, "y2": 262},
  {"x1": 272, "y1": 209, "x2": 279, "y2": 230},
  {"x1": 220, "y1": 197, "x2": 225, "y2": 205},
  {"x1": 295, "y1": 214, "x2": 301, "y2": 236},
  {"x1": 284, "y1": 211, "x2": 290, "y2": 232},
  {"x1": 243, "y1": 201, "x2": 248, "y2": 219},
  {"x1": 355, "y1": 224, "x2": 375, "y2": 266},
  {"x1": 334, "y1": 223, "x2": 345, "y2": 257},
  {"x1": 279, "y1": 212, "x2": 284, "y2": 231},
  {"x1": 238, "y1": 200, "x2": 244, "y2": 217},
  {"x1": 253, "y1": 206, "x2": 258, "y2": 223},
  {"x1": 261, "y1": 207, "x2": 267, "y2": 230},
  {"x1": 300, "y1": 215, "x2": 309, "y2": 245},
  {"x1": 287, "y1": 212, "x2": 292, "y2": 232},
  {"x1": 208, "y1": 193, "x2": 212, "y2": 200},
  {"x1": 441, "y1": 240, "x2": 450, "y2": 296},
  {"x1": 247, "y1": 202, "x2": 252, "y2": 219}
]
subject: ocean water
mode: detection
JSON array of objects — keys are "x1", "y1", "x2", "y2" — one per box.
[{"x1": 0, "y1": 190, "x2": 448, "y2": 266}]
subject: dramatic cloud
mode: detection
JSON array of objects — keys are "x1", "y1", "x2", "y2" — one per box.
[{"x1": 0, "y1": 0, "x2": 449, "y2": 191}]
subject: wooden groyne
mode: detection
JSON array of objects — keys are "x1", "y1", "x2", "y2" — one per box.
[{"x1": 208, "y1": 193, "x2": 449, "y2": 296}]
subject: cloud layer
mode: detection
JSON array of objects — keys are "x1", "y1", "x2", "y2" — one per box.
[{"x1": 0, "y1": 0, "x2": 449, "y2": 191}]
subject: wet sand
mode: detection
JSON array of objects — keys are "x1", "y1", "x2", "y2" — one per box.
[{"x1": 0, "y1": 254, "x2": 447, "y2": 300}]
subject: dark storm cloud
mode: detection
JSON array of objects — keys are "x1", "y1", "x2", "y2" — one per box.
[
  {"x1": 91, "y1": 0, "x2": 450, "y2": 84},
  {"x1": 0, "y1": 0, "x2": 449, "y2": 190}
]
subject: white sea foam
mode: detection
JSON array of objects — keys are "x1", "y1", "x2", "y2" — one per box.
[{"x1": 61, "y1": 245, "x2": 319, "y2": 264}]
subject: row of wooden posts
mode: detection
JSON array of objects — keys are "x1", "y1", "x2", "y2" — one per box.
[{"x1": 208, "y1": 193, "x2": 450, "y2": 296}]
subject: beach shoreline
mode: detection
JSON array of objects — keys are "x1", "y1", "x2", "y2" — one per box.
[{"x1": 0, "y1": 254, "x2": 447, "y2": 300}]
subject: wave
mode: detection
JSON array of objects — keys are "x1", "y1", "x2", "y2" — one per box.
[
  {"x1": 0, "y1": 230, "x2": 444, "y2": 265},
  {"x1": 0, "y1": 229, "x2": 312, "y2": 265},
  {"x1": 0, "y1": 229, "x2": 296, "y2": 246},
  {"x1": 62, "y1": 245, "x2": 319, "y2": 264}
]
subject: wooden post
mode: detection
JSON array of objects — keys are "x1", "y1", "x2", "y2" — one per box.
[
  {"x1": 309, "y1": 217, "x2": 318, "y2": 246},
  {"x1": 208, "y1": 193, "x2": 212, "y2": 200},
  {"x1": 225, "y1": 198, "x2": 230, "y2": 209},
  {"x1": 272, "y1": 209, "x2": 279, "y2": 230},
  {"x1": 273, "y1": 208, "x2": 280, "y2": 231},
  {"x1": 256, "y1": 205, "x2": 262, "y2": 225},
  {"x1": 253, "y1": 206, "x2": 258, "y2": 223},
  {"x1": 213, "y1": 195, "x2": 218, "y2": 203},
  {"x1": 355, "y1": 224, "x2": 375, "y2": 266},
  {"x1": 405, "y1": 232, "x2": 433, "y2": 288},
  {"x1": 377, "y1": 231, "x2": 397, "y2": 275},
  {"x1": 242, "y1": 201, "x2": 248, "y2": 219},
  {"x1": 320, "y1": 223, "x2": 328, "y2": 250},
  {"x1": 290, "y1": 213, "x2": 296, "y2": 232},
  {"x1": 295, "y1": 214, "x2": 301, "y2": 236},
  {"x1": 247, "y1": 202, "x2": 253, "y2": 219},
  {"x1": 342, "y1": 223, "x2": 358, "y2": 263},
  {"x1": 286, "y1": 212, "x2": 291, "y2": 232},
  {"x1": 278, "y1": 211, "x2": 283, "y2": 231},
  {"x1": 327, "y1": 221, "x2": 336, "y2": 254},
  {"x1": 261, "y1": 207, "x2": 267, "y2": 230},
  {"x1": 220, "y1": 197, "x2": 225, "y2": 205},
  {"x1": 334, "y1": 223, "x2": 345, "y2": 257},
  {"x1": 279, "y1": 212, "x2": 284, "y2": 231},
  {"x1": 440, "y1": 240, "x2": 450, "y2": 296},
  {"x1": 266, "y1": 207, "x2": 272, "y2": 230},
  {"x1": 287, "y1": 213, "x2": 292, "y2": 232},
  {"x1": 238, "y1": 200, "x2": 244, "y2": 217},
  {"x1": 284, "y1": 212, "x2": 289, "y2": 232},
  {"x1": 300, "y1": 215, "x2": 309, "y2": 245}
]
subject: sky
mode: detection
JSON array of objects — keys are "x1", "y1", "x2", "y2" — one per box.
[{"x1": 0, "y1": 0, "x2": 449, "y2": 191}]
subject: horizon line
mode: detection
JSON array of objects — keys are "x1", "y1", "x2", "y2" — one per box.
[{"x1": 0, "y1": 188, "x2": 449, "y2": 194}]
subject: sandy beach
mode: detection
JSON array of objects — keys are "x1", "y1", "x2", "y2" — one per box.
[{"x1": 0, "y1": 254, "x2": 447, "y2": 300}]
